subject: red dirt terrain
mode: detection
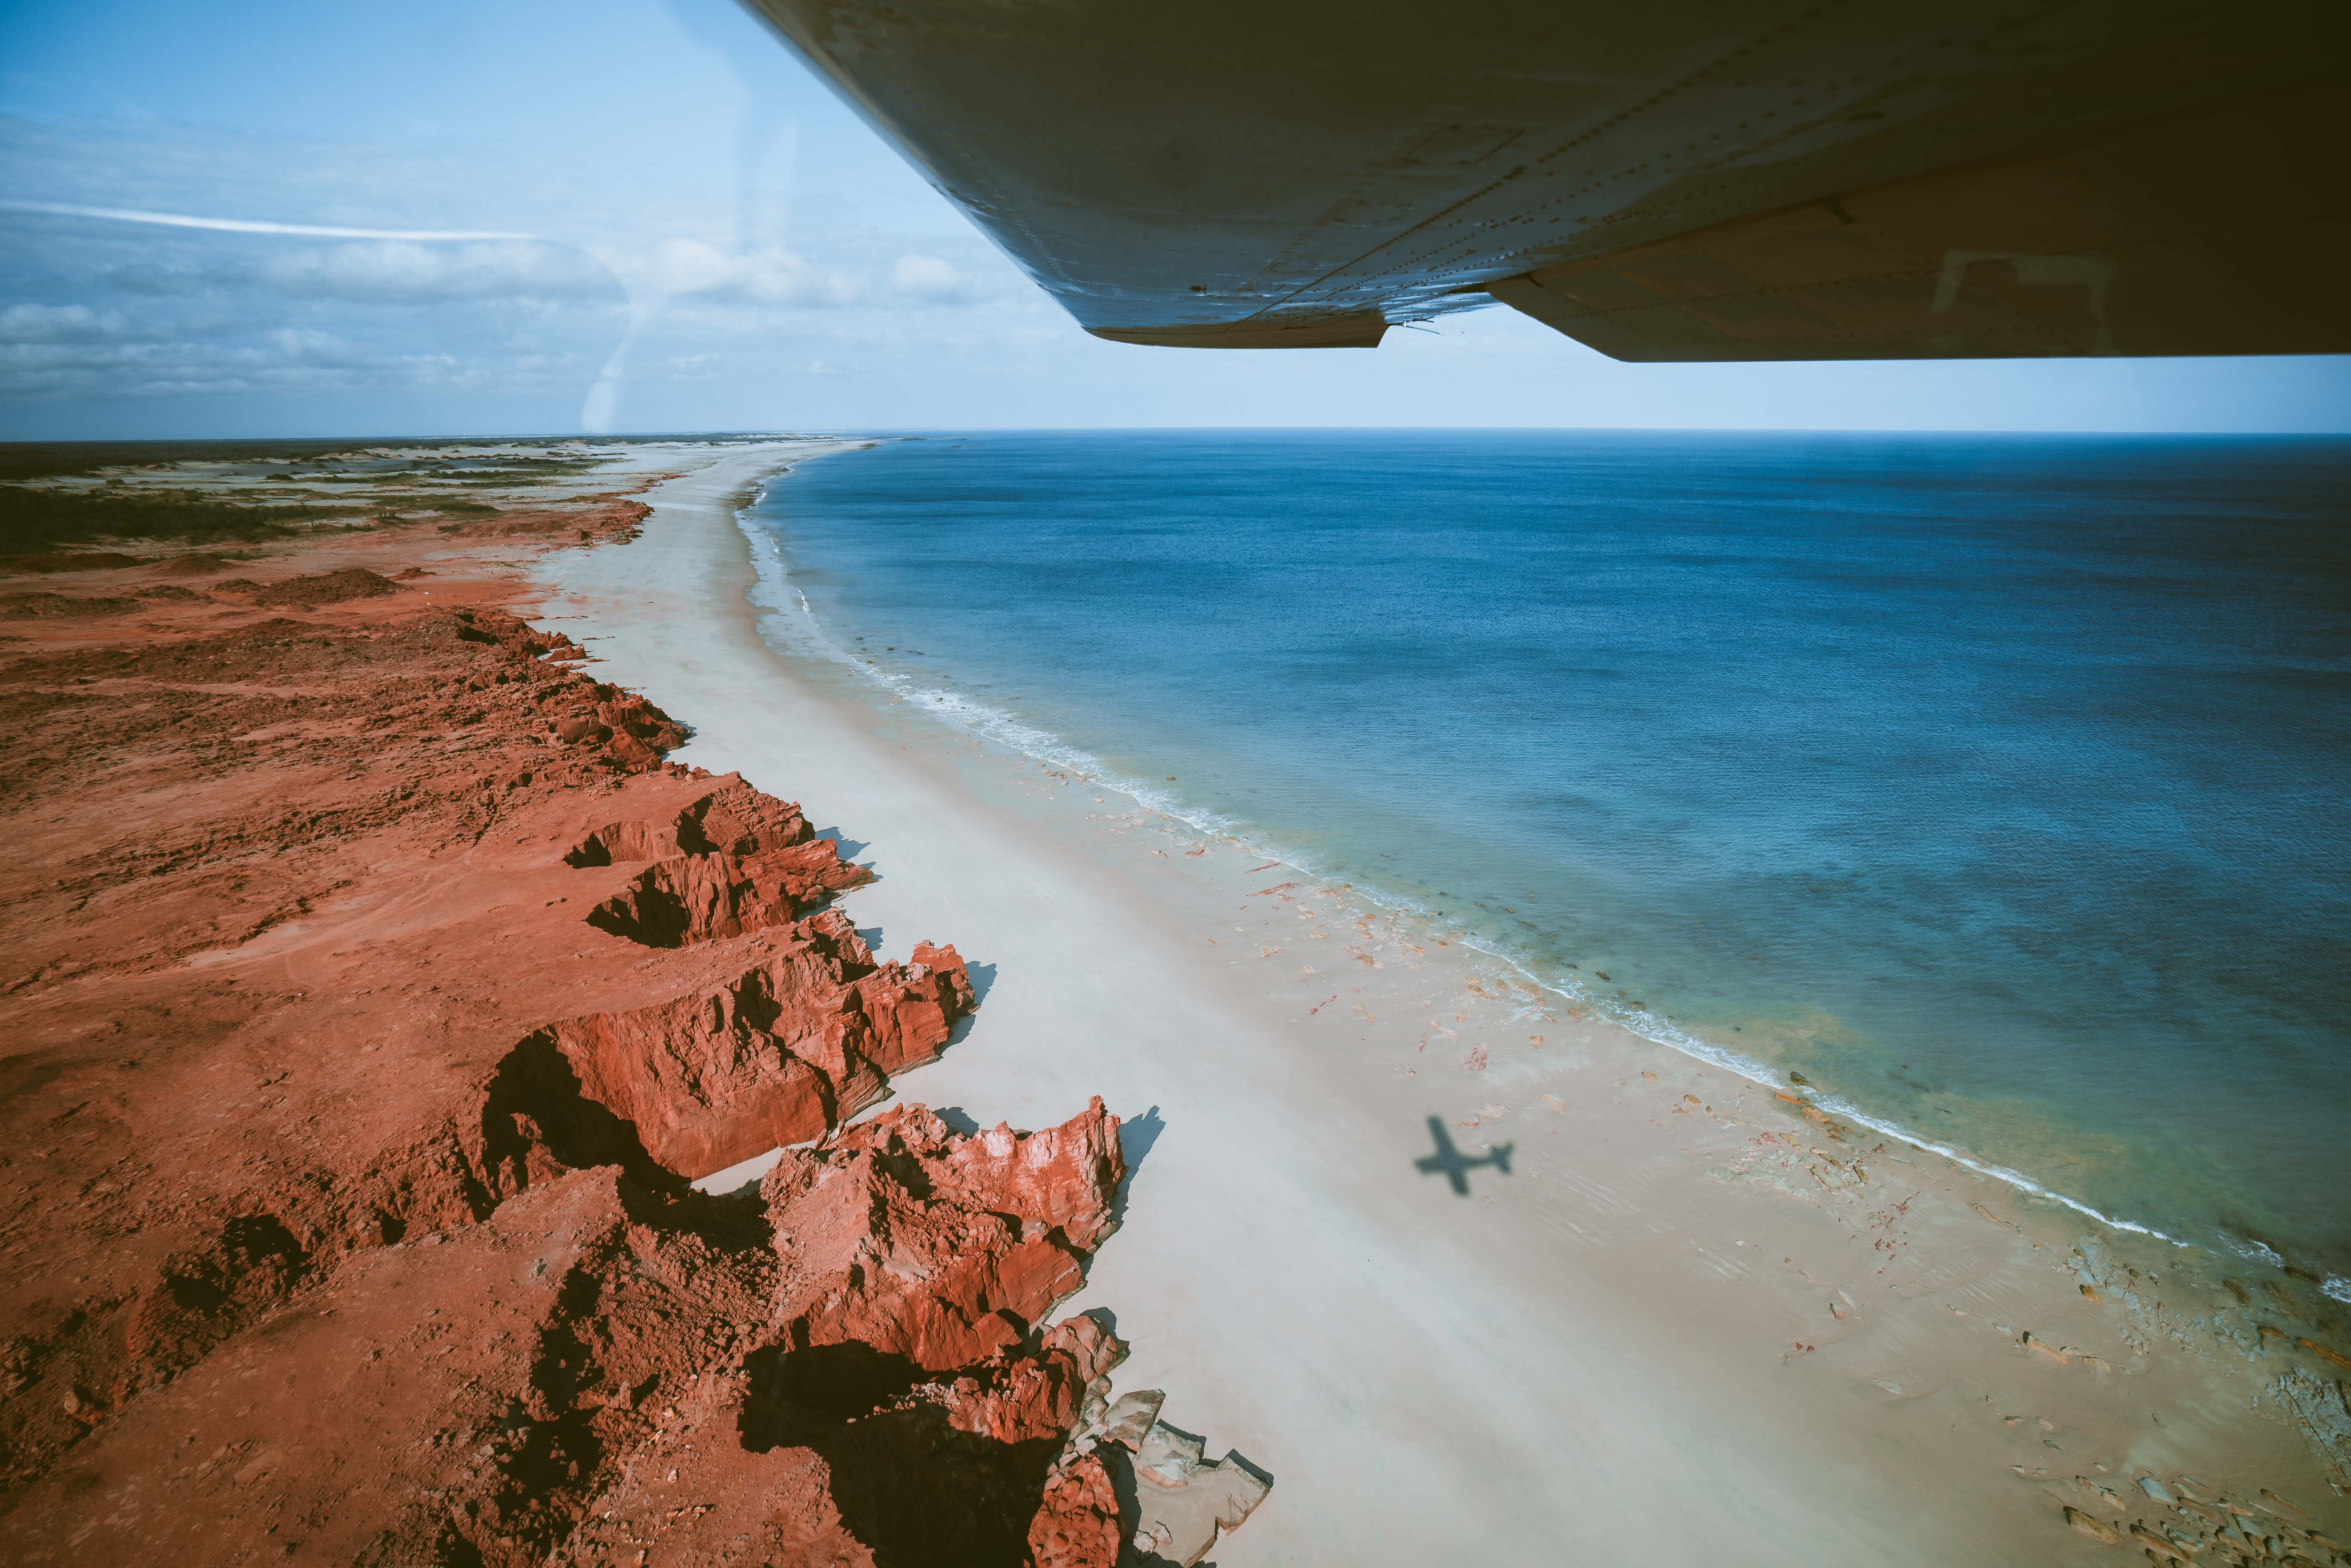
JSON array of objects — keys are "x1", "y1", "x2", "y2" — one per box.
[{"x1": 0, "y1": 503, "x2": 1265, "y2": 1565}]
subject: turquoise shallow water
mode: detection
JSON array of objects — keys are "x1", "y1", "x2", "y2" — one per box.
[{"x1": 750, "y1": 430, "x2": 2351, "y2": 1283}]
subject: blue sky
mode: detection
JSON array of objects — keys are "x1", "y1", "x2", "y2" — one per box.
[{"x1": 4, "y1": 0, "x2": 2348, "y2": 439}]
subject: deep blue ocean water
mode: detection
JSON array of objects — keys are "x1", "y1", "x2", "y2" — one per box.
[{"x1": 752, "y1": 430, "x2": 2351, "y2": 1280}]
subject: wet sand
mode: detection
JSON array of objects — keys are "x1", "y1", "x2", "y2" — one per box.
[{"x1": 538, "y1": 443, "x2": 2351, "y2": 1565}]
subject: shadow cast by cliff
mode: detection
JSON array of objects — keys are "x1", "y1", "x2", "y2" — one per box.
[
  {"x1": 813, "y1": 826, "x2": 871, "y2": 862},
  {"x1": 1109, "y1": 1103, "x2": 1165, "y2": 1229},
  {"x1": 943, "y1": 961, "x2": 998, "y2": 1051},
  {"x1": 738, "y1": 1338, "x2": 1061, "y2": 1568}
]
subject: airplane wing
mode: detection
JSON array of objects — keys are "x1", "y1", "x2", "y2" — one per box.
[{"x1": 741, "y1": 0, "x2": 2346, "y2": 359}]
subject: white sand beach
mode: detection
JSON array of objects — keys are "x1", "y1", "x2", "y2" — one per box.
[{"x1": 533, "y1": 441, "x2": 2349, "y2": 1565}]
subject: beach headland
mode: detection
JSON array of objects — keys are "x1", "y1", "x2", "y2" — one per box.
[{"x1": 0, "y1": 434, "x2": 2342, "y2": 1566}]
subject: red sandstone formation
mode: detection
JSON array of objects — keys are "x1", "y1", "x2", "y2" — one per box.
[
  {"x1": 567, "y1": 775, "x2": 840, "y2": 865},
  {"x1": 573, "y1": 777, "x2": 876, "y2": 947},
  {"x1": 532, "y1": 914, "x2": 972, "y2": 1178},
  {"x1": 765, "y1": 1103, "x2": 1125, "y2": 1372},
  {"x1": 1030, "y1": 1456, "x2": 1126, "y2": 1568},
  {"x1": 2, "y1": 1102, "x2": 1131, "y2": 1567},
  {"x1": 0, "y1": 509, "x2": 1268, "y2": 1564}
]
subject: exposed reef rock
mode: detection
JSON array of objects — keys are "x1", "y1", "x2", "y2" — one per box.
[{"x1": 1125, "y1": 1420, "x2": 1275, "y2": 1565}]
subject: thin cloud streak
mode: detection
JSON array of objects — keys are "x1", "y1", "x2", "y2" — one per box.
[{"x1": 0, "y1": 198, "x2": 535, "y2": 241}]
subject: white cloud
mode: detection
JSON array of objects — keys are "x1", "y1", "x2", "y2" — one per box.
[
  {"x1": 640, "y1": 240, "x2": 858, "y2": 307},
  {"x1": 257, "y1": 240, "x2": 616, "y2": 305},
  {"x1": 625, "y1": 240, "x2": 1009, "y2": 309},
  {"x1": 0, "y1": 302, "x2": 129, "y2": 342},
  {"x1": 0, "y1": 111, "x2": 1044, "y2": 413},
  {"x1": 261, "y1": 325, "x2": 354, "y2": 363},
  {"x1": 890, "y1": 254, "x2": 979, "y2": 302}
]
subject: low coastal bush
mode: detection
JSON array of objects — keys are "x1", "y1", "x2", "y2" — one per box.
[
  {"x1": 0, "y1": 486, "x2": 366, "y2": 553},
  {"x1": 0, "y1": 439, "x2": 381, "y2": 485},
  {"x1": 397, "y1": 496, "x2": 503, "y2": 516}
]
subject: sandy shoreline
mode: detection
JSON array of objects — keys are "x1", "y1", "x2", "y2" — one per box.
[{"x1": 538, "y1": 444, "x2": 2351, "y2": 1564}]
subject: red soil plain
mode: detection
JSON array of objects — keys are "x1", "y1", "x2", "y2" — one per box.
[{"x1": 0, "y1": 477, "x2": 1260, "y2": 1564}]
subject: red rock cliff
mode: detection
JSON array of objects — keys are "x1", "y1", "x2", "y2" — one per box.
[{"x1": 0, "y1": 504, "x2": 1267, "y2": 1568}]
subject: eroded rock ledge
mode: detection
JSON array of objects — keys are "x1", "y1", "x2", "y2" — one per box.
[
  {"x1": 0, "y1": 476, "x2": 1267, "y2": 1567},
  {"x1": 4, "y1": 1099, "x2": 1157, "y2": 1567}
]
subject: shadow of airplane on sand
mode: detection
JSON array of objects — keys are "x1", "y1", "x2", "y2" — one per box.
[{"x1": 1414, "y1": 1115, "x2": 1513, "y2": 1197}]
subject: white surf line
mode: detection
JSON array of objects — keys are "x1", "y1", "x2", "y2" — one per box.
[
  {"x1": 0, "y1": 198, "x2": 535, "y2": 241},
  {"x1": 736, "y1": 480, "x2": 1256, "y2": 835},
  {"x1": 734, "y1": 469, "x2": 2221, "y2": 1263},
  {"x1": 1322, "y1": 889, "x2": 2208, "y2": 1250}
]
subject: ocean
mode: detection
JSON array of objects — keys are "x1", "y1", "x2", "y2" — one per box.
[{"x1": 745, "y1": 429, "x2": 2351, "y2": 1284}]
